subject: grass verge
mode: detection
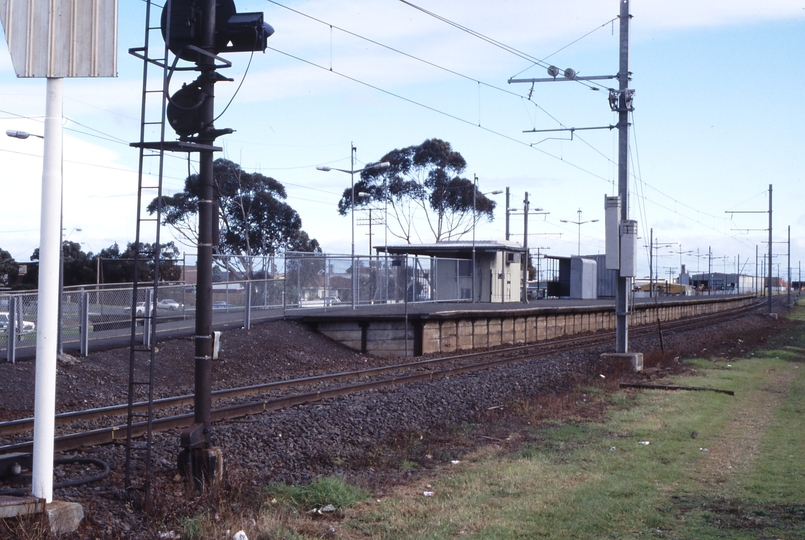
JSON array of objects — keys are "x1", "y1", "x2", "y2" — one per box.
[
  {"x1": 336, "y1": 307, "x2": 805, "y2": 539},
  {"x1": 130, "y1": 305, "x2": 805, "y2": 540}
]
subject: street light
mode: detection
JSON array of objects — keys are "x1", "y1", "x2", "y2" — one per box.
[
  {"x1": 6, "y1": 129, "x2": 44, "y2": 140},
  {"x1": 668, "y1": 244, "x2": 693, "y2": 272},
  {"x1": 560, "y1": 208, "x2": 599, "y2": 256},
  {"x1": 471, "y1": 175, "x2": 502, "y2": 302},
  {"x1": 317, "y1": 146, "x2": 389, "y2": 308},
  {"x1": 6, "y1": 85, "x2": 63, "y2": 502}
]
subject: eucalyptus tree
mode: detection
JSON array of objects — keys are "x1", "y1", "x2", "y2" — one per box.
[{"x1": 337, "y1": 138, "x2": 496, "y2": 244}]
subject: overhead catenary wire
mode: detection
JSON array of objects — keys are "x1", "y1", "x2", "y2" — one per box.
[
  {"x1": 1, "y1": 3, "x2": 772, "y2": 266},
  {"x1": 399, "y1": 0, "x2": 615, "y2": 92},
  {"x1": 267, "y1": 45, "x2": 612, "y2": 187}
]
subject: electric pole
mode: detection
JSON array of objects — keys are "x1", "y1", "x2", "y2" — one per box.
[{"x1": 509, "y1": 0, "x2": 634, "y2": 352}]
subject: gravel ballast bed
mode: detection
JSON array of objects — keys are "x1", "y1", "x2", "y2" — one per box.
[{"x1": 0, "y1": 310, "x2": 785, "y2": 537}]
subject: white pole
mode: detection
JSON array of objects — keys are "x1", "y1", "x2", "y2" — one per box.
[{"x1": 32, "y1": 77, "x2": 64, "y2": 503}]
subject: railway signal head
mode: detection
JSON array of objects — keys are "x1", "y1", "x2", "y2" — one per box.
[{"x1": 161, "y1": 0, "x2": 275, "y2": 63}]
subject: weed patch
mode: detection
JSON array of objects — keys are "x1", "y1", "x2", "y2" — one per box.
[{"x1": 266, "y1": 476, "x2": 369, "y2": 513}]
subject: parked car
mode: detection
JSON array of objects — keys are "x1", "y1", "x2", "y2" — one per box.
[
  {"x1": 134, "y1": 302, "x2": 154, "y2": 317},
  {"x1": 212, "y1": 301, "x2": 230, "y2": 310},
  {"x1": 157, "y1": 299, "x2": 182, "y2": 311},
  {"x1": 0, "y1": 312, "x2": 36, "y2": 333},
  {"x1": 324, "y1": 295, "x2": 341, "y2": 306}
]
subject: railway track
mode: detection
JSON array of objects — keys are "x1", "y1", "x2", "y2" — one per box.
[{"x1": 0, "y1": 297, "x2": 775, "y2": 455}]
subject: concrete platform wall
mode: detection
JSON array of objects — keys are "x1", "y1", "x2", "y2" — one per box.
[{"x1": 312, "y1": 296, "x2": 756, "y2": 357}]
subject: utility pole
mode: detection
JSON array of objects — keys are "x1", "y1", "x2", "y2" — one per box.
[
  {"x1": 508, "y1": 193, "x2": 548, "y2": 303},
  {"x1": 762, "y1": 253, "x2": 766, "y2": 297},
  {"x1": 725, "y1": 184, "x2": 772, "y2": 311},
  {"x1": 649, "y1": 228, "x2": 653, "y2": 297},
  {"x1": 509, "y1": 0, "x2": 633, "y2": 350},
  {"x1": 505, "y1": 187, "x2": 510, "y2": 241},
  {"x1": 533, "y1": 246, "x2": 550, "y2": 299},
  {"x1": 615, "y1": 0, "x2": 632, "y2": 352},
  {"x1": 522, "y1": 192, "x2": 530, "y2": 303}
]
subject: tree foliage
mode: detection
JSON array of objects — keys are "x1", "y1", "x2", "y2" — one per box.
[
  {"x1": 0, "y1": 248, "x2": 19, "y2": 287},
  {"x1": 149, "y1": 158, "x2": 319, "y2": 278},
  {"x1": 337, "y1": 138, "x2": 496, "y2": 244},
  {"x1": 95, "y1": 242, "x2": 183, "y2": 284},
  {"x1": 27, "y1": 242, "x2": 98, "y2": 287}
]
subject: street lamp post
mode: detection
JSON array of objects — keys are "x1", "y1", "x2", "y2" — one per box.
[
  {"x1": 668, "y1": 244, "x2": 692, "y2": 275},
  {"x1": 317, "y1": 148, "x2": 389, "y2": 309},
  {"x1": 6, "y1": 80, "x2": 64, "y2": 502},
  {"x1": 560, "y1": 208, "x2": 599, "y2": 256}
]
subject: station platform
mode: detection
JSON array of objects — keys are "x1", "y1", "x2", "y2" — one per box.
[{"x1": 284, "y1": 294, "x2": 757, "y2": 357}]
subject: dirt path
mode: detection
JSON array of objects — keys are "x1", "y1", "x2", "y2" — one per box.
[{"x1": 696, "y1": 363, "x2": 797, "y2": 487}]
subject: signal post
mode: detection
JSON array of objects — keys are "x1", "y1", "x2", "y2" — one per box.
[{"x1": 160, "y1": 0, "x2": 274, "y2": 487}]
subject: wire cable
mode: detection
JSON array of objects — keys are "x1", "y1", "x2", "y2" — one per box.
[
  {"x1": 399, "y1": 0, "x2": 613, "y2": 91},
  {"x1": 266, "y1": 0, "x2": 530, "y2": 101},
  {"x1": 268, "y1": 45, "x2": 612, "y2": 186}
]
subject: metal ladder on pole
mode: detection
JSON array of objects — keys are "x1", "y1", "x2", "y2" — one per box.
[
  {"x1": 124, "y1": 0, "x2": 171, "y2": 512},
  {"x1": 125, "y1": 0, "x2": 226, "y2": 509}
]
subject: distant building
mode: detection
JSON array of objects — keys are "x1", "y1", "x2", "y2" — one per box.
[{"x1": 689, "y1": 272, "x2": 761, "y2": 293}]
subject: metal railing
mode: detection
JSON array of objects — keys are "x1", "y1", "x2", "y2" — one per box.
[
  {"x1": 282, "y1": 253, "x2": 471, "y2": 309},
  {"x1": 0, "y1": 253, "x2": 472, "y2": 361}
]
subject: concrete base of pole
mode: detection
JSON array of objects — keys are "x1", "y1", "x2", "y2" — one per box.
[
  {"x1": 601, "y1": 352, "x2": 643, "y2": 372},
  {"x1": 0, "y1": 495, "x2": 44, "y2": 519},
  {"x1": 0, "y1": 496, "x2": 83, "y2": 534},
  {"x1": 178, "y1": 447, "x2": 224, "y2": 490}
]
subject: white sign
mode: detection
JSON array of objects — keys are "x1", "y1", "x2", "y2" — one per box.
[{"x1": 0, "y1": 0, "x2": 117, "y2": 78}]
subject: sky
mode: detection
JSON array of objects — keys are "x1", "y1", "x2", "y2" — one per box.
[{"x1": 1, "y1": 0, "x2": 804, "y2": 282}]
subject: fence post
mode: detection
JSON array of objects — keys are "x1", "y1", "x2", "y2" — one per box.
[
  {"x1": 324, "y1": 255, "x2": 329, "y2": 309},
  {"x1": 282, "y1": 256, "x2": 287, "y2": 314},
  {"x1": 7, "y1": 296, "x2": 17, "y2": 364},
  {"x1": 244, "y1": 282, "x2": 252, "y2": 330},
  {"x1": 80, "y1": 290, "x2": 89, "y2": 357},
  {"x1": 143, "y1": 288, "x2": 152, "y2": 347}
]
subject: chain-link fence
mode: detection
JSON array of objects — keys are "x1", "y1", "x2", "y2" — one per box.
[
  {"x1": 0, "y1": 253, "x2": 472, "y2": 361},
  {"x1": 282, "y1": 253, "x2": 472, "y2": 309}
]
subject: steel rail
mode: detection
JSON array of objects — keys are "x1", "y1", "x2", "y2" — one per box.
[
  {"x1": 0, "y1": 299, "x2": 758, "y2": 437},
  {"x1": 0, "y1": 298, "x2": 768, "y2": 450},
  {"x1": 0, "y1": 334, "x2": 611, "y2": 454}
]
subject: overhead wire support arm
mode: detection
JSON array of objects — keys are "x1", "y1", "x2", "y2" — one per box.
[
  {"x1": 523, "y1": 125, "x2": 615, "y2": 134},
  {"x1": 508, "y1": 74, "x2": 616, "y2": 84}
]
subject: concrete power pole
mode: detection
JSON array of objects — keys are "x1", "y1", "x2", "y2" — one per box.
[
  {"x1": 505, "y1": 187, "x2": 510, "y2": 241},
  {"x1": 522, "y1": 192, "x2": 530, "y2": 303},
  {"x1": 508, "y1": 0, "x2": 633, "y2": 351},
  {"x1": 614, "y1": 0, "x2": 632, "y2": 353}
]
